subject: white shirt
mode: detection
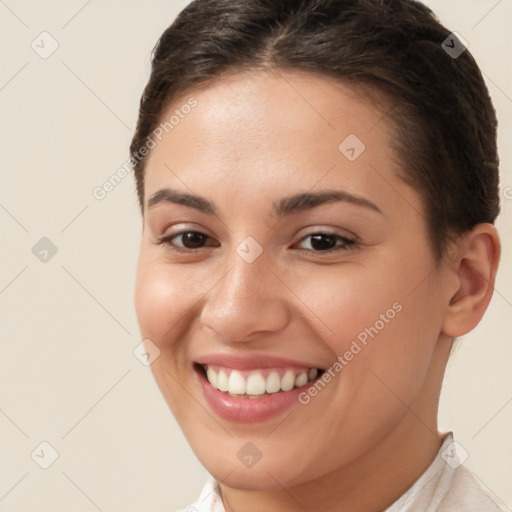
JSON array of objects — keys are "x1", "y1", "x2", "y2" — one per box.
[{"x1": 177, "y1": 431, "x2": 509, "y2": 511}]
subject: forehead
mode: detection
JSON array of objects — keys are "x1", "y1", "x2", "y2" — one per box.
[
  {"x1": 143, "y1": 70, "x2": 421, "y2": 221},
  {"x1": 155, "y1": 69, "x2": 386, "y2": 154}
]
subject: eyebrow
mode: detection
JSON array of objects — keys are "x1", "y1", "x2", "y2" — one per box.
[{"x1": 147, "y1": 188, "x2": 383, "y2": 217}]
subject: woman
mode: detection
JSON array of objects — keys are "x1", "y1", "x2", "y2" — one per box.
[{"x1": 129, "y1": 0, "x2": 505, "y2": 510}]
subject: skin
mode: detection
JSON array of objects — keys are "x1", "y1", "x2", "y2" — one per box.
[{"x1": 134, "y1": 69, "x2": 500, "y2": 512}]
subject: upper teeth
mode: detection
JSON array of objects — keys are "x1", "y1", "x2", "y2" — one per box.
[{"x1": 205, "y1": 365, "x2": 319, "y2": 396}]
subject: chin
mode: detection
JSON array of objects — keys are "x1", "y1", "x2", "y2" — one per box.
[{"x1": 190, "y1": 439, "x2": 318, "y2": 491}]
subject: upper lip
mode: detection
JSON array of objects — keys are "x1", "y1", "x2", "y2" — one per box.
[{"x1": 195, "y1": 353, "x2": 324, "y2": 371}]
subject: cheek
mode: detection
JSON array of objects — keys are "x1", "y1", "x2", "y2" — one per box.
[
  {"x1": 288, "y1": 263, "x2": 405, "y2": 351},
  {"x1": 134, "y1": 257, "x2": 203, "y2": 342},
  {"x1": 292, "y1": 255, "x2": 442, "y2": 393},
  {"x1": 134, "y1": 257, "x2": 202, "y2": 415}
]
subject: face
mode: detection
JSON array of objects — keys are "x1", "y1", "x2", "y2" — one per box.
[{"x1": 135, "y1": 70, "x2": 453, "y2": 490}]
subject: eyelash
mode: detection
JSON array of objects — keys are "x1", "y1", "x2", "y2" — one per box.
[{"x1": 156, "y1": 230, "x2": 358, "y2": 255}]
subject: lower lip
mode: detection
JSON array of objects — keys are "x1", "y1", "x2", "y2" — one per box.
[{"x1": 195, "y1": 366, "x2": 318, "y2": 423}]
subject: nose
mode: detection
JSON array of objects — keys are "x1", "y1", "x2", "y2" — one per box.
[{"x1": 199, "y1": 252, "x2": 291, "y2": 343}]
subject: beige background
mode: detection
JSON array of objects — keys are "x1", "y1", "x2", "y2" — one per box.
[{"x1": 0, "y1": 1, "x2": 510, "y2": 510}]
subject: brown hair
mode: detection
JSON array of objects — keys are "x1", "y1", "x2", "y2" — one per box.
[{"x1": 129, "y1": 0, "x2": 500, "y2": 259}]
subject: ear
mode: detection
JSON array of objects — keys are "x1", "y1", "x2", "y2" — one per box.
[{"x1": 442, "y1": 224, "x2": 501, "y2": 338}]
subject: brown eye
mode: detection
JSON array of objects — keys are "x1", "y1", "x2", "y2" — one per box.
[
  {"x1": 176, "y1": 231, "x2": 209, "y2": 249},
  {"x1": 309, "y1": 234, "x2": 338, "y2": 251},
  {"x1": 157, "y1": 231, "x2": 219, "y2": 251},
  {"x1": 296, "y1": 232, "x2": 356, "y2": 254}
]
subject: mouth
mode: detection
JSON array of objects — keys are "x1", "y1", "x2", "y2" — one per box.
[
  {"x1": 192, "y1": 354, "x2": 330, "y2": 422},
  {"x1": 195, "y1": 363, "x2": 325, "y2": 399}
]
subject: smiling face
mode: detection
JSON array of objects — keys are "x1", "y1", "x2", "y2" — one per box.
[{"x1": 134, "y1": 70, "x2": 455, "y2": 493}]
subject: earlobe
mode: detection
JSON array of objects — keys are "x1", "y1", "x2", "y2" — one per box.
[{"x1": 442, "y1": 224, "x2": 501, "y2": 338}]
